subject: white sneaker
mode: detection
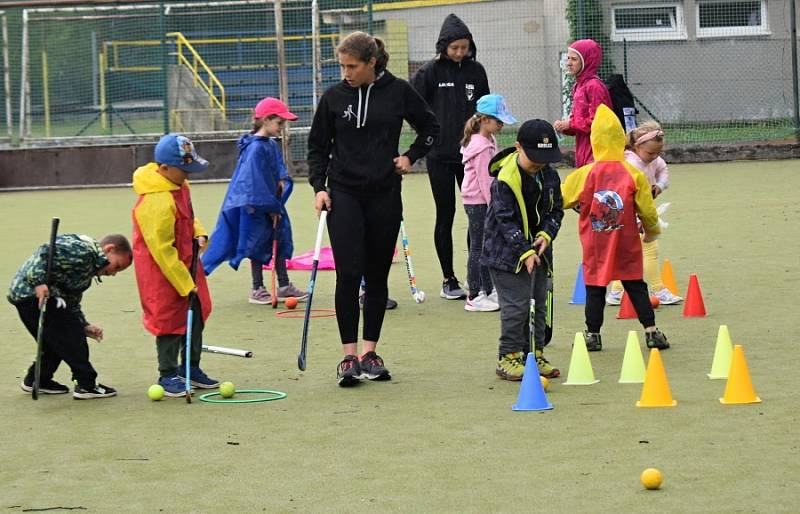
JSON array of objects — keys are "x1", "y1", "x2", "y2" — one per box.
[
  {"x1": 653, "y1": 287, "x2": 683, "y2": 305},
  {"x1": 605, "y1": 289, "x2": 623, "y2": 305},
  {"x1": 486, "y1": 289, "x2": 498, "y2": 305},
  {"x1": 464, "y1": 292, "x2": 500, "y2": 312}
]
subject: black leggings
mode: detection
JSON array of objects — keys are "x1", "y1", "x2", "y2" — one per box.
[
  {"x1": 426, "y1": 157, "x2": 465, "y2": 279},
  {"x1": 327, "y1": 185, "x2": 402, "y2": 343},
  {"x1": 585, "y1": 279, "x2": 655, "y2": 333}
]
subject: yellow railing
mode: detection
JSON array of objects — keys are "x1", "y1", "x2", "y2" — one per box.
[{"x1": 167, "y1": 32, "x2": 226, "y2": 122}]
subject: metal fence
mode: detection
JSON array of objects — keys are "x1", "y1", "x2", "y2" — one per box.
[{"x1": 2, "y1": 0, "x2": 798, "y2": 154}]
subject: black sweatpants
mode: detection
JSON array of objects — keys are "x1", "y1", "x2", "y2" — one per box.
[
  {"x1": 426, "y1": 157, "x2": 465, "y2": 280},
  {"x1": 585, "y1": 279, "x2": 655, "y2": 333},
  {"x1": 14, "y1": 297, "x2": 98, "y2": 389},
  {"x1": 327, "y1": 184, "x2": 402, "y2": 343}
]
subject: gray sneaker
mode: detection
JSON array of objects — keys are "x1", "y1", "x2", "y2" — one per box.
[
  {"x1": 277, "y1": 282, "x2": 308, "y2": 301},
  {"x1": 337, "y1": 355, "x2": 361, "y2": 387},
  {"x1": 645, "y1": 329, "x2": 670, "y2": 350},
  {"x1": 359, "y1": 351, "x2": 391, "y2": 381},
  {"x1": 248, "y1": 286, "x2": 271, "y2": 305},
  {"x1": 440, "y1": 277, "x2": 467, "y2": 300},
  {"x1": 583, "y1": 331, "x2": 603, "y2": 352}
]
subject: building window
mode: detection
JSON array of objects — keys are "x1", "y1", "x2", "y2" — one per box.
[
  {"x1": 696, "y1": 0, "x2": 769, "y2": 37},
  {"x1": 611, "y1": 3, "x2": 687, "y2": 41}
]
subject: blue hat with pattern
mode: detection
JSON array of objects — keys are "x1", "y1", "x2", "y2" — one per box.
[
  {"x1": 154, "y1": 134, "x2": 209, "y2": 173},
  {"x1": 476, "y1": 94, "x2": 517, "y2": 125}
]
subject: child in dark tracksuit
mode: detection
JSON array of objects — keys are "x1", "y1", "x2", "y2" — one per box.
[{"x1": 481, "y1": 120, "x2": 564, "y2": 380}]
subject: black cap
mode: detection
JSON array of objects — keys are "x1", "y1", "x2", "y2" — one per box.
[{"x1": 518, "y1": 119, "x2": 562, "y2": 163}]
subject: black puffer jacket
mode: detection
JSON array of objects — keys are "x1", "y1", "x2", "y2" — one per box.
[{"x1": 411, "y1": 14, "x2": 490, "y2": 163}]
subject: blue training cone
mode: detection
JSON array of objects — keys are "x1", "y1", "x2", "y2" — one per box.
[
  {"x1": 569, "y1": 264, "x2": 586, "y2": 304},
  {"x1": 512, "y1": 353, "x2": 554, "y2": 411}
]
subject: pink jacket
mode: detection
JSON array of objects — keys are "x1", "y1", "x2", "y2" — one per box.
[
  {"x1": 624, "y1": 150, "x2": 669, "y2": 191},
  {"x1": 563, "y1": 39, "x2": 612, "y2": 168},
  {"x1": 460, "y1": 133, "x2": 497, "y2": 205}
]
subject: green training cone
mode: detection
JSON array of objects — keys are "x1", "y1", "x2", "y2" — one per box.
[
  {"x1": 707, "y1": 325, "x2": 734, "y2": 379},
  {"x1": 564, "y1": 332, "x2": 600, "y2": 385},
  {"x1": 619, "y1": 331, "x2": 646, "y2": 383}
]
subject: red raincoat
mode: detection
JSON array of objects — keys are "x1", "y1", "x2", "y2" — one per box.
[{"x1": 132, "y1": 163, "x2": 212, "y2": 336}]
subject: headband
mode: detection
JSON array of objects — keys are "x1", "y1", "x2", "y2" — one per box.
[{"x1": 635, "y1": 130, "x2": 664, "y2": 145}]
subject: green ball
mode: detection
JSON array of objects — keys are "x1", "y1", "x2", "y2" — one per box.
[
  {"x1": 148, "y1": 384, "x2": 165, "y2": 401},
  {"x1": 219, "y1": 381, "x2": 236, "y2": 398}
]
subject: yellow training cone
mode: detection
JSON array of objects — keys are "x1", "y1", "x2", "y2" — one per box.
[
  {"x1": 720, "y1": 345, "x2": 761, "y2": 404},
  {"x1": 661, "y1": 259, "x2": 679, "y2": 295},
  {"x1": 564, "y1": 332, "x2": 600, "y2": 385},
  {"x1": 636, "y1": 349, "x2": 677, "y2": 407},
  {"x1": 707, "y1": 325, "x2": 734, "y2": 379},
  {"x1": 619, "y1": 331, "x2": 646, "y2": 383}
]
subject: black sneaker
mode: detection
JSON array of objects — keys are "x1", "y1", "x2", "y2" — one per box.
[
  {"x1": 73, "y1": 383, "x2": 117, "y2": 400},
  {"x1": 646, "y1": 329, "x2": 670, "y2": 350},
  {"x1": 20, "y1": 374, "x2": 69, "y2": 395},
  {"x1": 584, "y1": 331, "x2": 603, "y2": 352},
  {"x1": 337, "y1": 356, "x2": 361, "y2": 387},
  {"x1": 440, "y1": 276, "x2": 467, "y2": 300},
  {"x1": 359, "y1": 351, "x2": 391, "y2": 381},
  {"x1": 359, "y1": 294, "x2": 399, "y2": 310}
]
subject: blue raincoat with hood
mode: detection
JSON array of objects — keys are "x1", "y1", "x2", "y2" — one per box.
[{"x1": 201, "y1": 134, "x2": 294, "y2": 274}]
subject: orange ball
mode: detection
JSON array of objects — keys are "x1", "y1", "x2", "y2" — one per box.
[
  {"x1": 650, "y1": 295, "x2": 660, "y2": 309},
  {"x1": 285, "y1": 297, "x2": 298, "y2": 309}
]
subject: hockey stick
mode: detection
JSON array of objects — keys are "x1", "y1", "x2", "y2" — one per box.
[
  {"x1": 297, "y1": 209, "x2": 327, "y2": 371},
  {"x1": 184, "y1": 239, "x2": 200, "y2": 403},
  {"x1": 399, "y1": 219, "x2": 426, "y2": 303},
  {"x1": 32, "y1": 217, "x2": 59, "y2": 400},
  {"x1": 270, "y1": 215, "x2": 279, "y2": 309}
]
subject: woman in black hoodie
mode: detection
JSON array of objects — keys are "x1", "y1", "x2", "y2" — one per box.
[
  {"x1": 308, "y1": 31, "x2": 439, "y2": 387},
  {"x1": 411, "y1": 14, "x2": 490, "y2": 300}
]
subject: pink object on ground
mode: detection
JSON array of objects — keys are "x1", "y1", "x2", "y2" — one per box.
[{"x1": 264, "y1": 246, "x2": 398, "y2": 270}]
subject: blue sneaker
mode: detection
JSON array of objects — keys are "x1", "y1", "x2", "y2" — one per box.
[
  {"x1": 158, "y1": 375, "x2": 188, "y2": 397},
  {"x1": 178, "y1": 366, "x2": 219, "y2": 389}
]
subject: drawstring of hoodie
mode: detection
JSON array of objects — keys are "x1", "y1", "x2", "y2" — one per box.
[{"x1": 354, "y1": 70, "x2": 384, "y2": 129}]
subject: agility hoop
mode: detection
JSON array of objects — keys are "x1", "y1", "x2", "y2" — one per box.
[
  {"x1": 198, "y1": 389, "x2": 287, "y2": 404},
  {"x1": 275, "y1": 308, "x2": 336, "y2": 319}
]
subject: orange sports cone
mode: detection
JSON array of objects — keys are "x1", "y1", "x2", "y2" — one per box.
[
  {"x1": 617, "y1": 291, "x2": 637, "y2": 319},
  {"x1": 661, "y1": 259, "x2": 679, "y2": 295},
  {"x1": 720, "y1": 345, "x2": 761, "y2": 404},
  {"x1": 636, "y1": 349, "x2": 677, "y2": 407},
  {"x1": 682, "y1": 274, "x2": 707, "y2": 317}
]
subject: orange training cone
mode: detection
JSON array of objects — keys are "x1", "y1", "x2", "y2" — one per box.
[
  {"x1": 661, "y1": 259, "x2": 679, "y2": 295},
  {"x1": 617, "y1": 291, "x2": 637, "y2": 319},
  {"x1": 682, "y1": 274, "x2": 707, "y2": 317},
  {"x1": 636, "y1": 349, "x2": 677, "y2": 407},
  {"x1": 720, "y1": 345, "x2": 761, "y2": 404},
  {"x1": 707, "y1": 325, "x2": 734, "y2": 379}
]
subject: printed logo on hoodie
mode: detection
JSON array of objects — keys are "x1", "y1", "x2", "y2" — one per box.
[
  {"x1": 342, "y1": 104, "x2": 356, "y2": 122},
  {"x1": 438, "y1": 82, "x2": 455, "y2": 88},
  {"x1": 465, "y1": 83, "x2": 475, "y2": 100}
]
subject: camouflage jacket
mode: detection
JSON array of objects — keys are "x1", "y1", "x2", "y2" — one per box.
[{"x1": 7, "y1": 234, "x2": 109, "y2": 326}]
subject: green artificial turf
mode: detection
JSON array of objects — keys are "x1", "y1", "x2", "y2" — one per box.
[{"x1": 0, "y1": 161, "x2": 798, "y2": 512}]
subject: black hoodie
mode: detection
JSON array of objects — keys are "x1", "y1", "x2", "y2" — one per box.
[
  {"x1": 308, "y1": 70, "x2": 439, "y2": 195},
  {"x1": 411, "y1": 14, "x2": 490, "y2": 163}
]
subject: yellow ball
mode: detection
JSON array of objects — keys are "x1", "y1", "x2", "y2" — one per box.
[
  {"x1": 640, "y1": 468, "x2": 663, "y2": 490},
  {"x1": 219, "y1": 381, "x2": 236, "y2": 398},
  {"x1": 147, "y1": 384, "x2": 165, "y2": 401},
  {"x1": 540, "y1": 376, "x2": 550, "y2": 392}
]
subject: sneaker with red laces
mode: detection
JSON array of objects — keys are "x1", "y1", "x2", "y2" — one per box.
[
  {"x1": 337, "y1": 355, "x2": 361, "y2": 387},
  {"x1": 359, "y1": 351, "x2": 391, "y2": 381}
]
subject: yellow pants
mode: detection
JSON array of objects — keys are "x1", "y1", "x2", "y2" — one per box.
[{"x1": 611, "y1": 240, "x2": 661, "y2": 293}]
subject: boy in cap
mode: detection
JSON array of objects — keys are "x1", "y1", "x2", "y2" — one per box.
[
  {"x1": 9, "y1": 233, "x2": 132, "y2": 399},
  {"x1": 132, "y1": 134, "x2": 218, "y2": 397},
  {"x1": 481, "y1": 120, "x2": 564, "y2": 380}
]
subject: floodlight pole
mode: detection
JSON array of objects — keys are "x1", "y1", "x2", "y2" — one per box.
[
  {"x1": 791, "y1": 0, "x2": 800, "y2": 141},
  {"x1": 160, "y1": 1, "x2": 169, "y2": 134}
]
